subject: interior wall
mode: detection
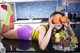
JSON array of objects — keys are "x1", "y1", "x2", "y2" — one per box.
[{"x1": 16, "y1": 1, "x2": 57, "y2": 19}]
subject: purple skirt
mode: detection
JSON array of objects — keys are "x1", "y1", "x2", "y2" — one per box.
[{"x1": 17, "y1": 25, "x2": 34, "y2": 40}]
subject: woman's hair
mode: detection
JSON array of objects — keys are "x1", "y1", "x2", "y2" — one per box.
[
  {"x1": 49, "y1": 12, "x2": 65, "y2": 41},
  {"x1": 50, "y1": 11, "x2": 65, "y2": 17}
]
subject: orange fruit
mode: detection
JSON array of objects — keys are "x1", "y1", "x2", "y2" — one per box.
[
  {"x1": 60, "y1": 16, "x2": 67, "y2": 23},
  {"x1": 53, "y1": 17, "x2": 59, "y2": 24}
]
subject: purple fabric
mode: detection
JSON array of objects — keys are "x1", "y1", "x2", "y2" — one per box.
[{"x1": 17, "y1": 25, "x2": 34, "y2": 40}]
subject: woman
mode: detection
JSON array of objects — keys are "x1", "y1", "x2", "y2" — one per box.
[{"x1": 1, "y1": 11, "x2": 75, "y2": 50}]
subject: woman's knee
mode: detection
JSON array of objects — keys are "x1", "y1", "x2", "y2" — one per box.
[{"x1": 0, "y1": 32, "x2": 5, "y2": 37}]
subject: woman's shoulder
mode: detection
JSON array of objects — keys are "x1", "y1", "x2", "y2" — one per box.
[{"x1": 39, "y1": 24, "x2": 49, "y2": 30}]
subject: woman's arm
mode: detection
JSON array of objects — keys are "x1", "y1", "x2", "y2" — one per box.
[
  {"x1": 64, "y1": 18, "x2": 75, "y2": 35},
  {"x1": 38, "y1": 17, "x2": 55, "y2": 50},
  {"x1": 68, "y1": 25, "x2": 75, "y2": 35},
  {"x1": 38, "y1": 26, "x2": 53, "y2": 50}
]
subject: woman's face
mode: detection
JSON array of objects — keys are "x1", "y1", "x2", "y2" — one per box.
[{"x1": 53, "y1": 14, "x2": 62, "y2": 29}]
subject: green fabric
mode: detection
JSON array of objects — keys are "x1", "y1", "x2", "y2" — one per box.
[{"x1": 3, "y1": 3, "x2": 13, "y2": 25}]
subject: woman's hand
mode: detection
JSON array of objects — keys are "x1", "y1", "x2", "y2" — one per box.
[
  {"x1": 63, "y1": 17, "x2": 71, "y2": 28},
  {"x1": 63, "y1": 18, "x2": 76, "y2": 35},
  {"x1": 48, "y1": 17, "x2": 55, "y2": 29}
]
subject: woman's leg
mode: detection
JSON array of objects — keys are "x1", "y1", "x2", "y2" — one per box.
[
  {"x1": 1, "y1": 15, "x2": 18, "y2": 39},
  {"x1": 1, "y1": 3, "x2": 18, "y2": 39},
  {"x1": 1, "y1": 29, "x2": 18, "y2": 39},
  {"x1": 1, "y1": 14, "x2": 14, "y2": 33}
]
